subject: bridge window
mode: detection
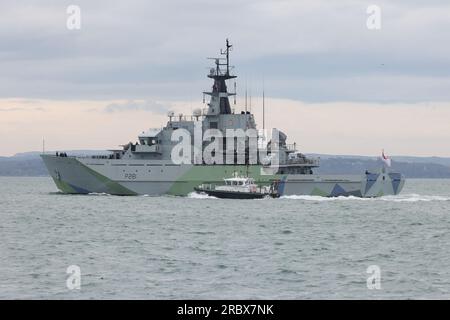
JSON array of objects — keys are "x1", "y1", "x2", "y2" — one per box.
[{"x1": 210, "y1": 122, "x2": 218, "y2": 129}]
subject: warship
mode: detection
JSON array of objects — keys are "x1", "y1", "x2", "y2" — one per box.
[{"x1": 41, "y1": 40, "x2": 405, "y2": 197}]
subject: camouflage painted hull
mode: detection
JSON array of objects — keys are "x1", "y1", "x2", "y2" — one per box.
[{"x1": 41, "y1": 155, "x2": 405, "y2": 197}]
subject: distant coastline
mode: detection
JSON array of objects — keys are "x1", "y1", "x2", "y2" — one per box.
[{"x1": 1, "y1": 151, "x2": 450, "y2": 178}]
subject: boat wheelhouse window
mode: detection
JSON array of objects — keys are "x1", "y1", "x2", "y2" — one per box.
[
  {"x1": 239, "y1": 181, "x2": 243, "y2": 185},
  {"x1": 140, "y1": 137, "x2": 158, "y2": 146},
  {"x1": 210, "y1": 122, "x2": 218, "y2": 129}
]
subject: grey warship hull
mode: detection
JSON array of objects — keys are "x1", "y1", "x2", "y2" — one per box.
[{"x1": 41, "y1": 155, "x2": 405, "y2": 197}]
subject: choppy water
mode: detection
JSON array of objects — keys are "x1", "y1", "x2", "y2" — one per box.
[{"x1": 1, "y1": 177, "x2": 450, "y2": 299}]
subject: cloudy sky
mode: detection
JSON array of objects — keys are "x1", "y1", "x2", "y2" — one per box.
[{"x1": 1, "y1": 0, "x2": 450, "y2": 156}]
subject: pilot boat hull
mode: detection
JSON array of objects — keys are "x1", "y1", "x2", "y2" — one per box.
[{"x1": 194, "y1": 187, "x2": 279, "y2": 199}]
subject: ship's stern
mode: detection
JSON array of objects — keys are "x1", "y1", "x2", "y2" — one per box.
[{"x1": 361, "y1": 170, "x2": 405, "y2": 197}]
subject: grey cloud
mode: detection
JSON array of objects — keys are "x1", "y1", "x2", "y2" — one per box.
[
  {"x1": 0, "y1": 0, "x2": 450, "y2": 102},
  {"x1": 0, "y1": 106, "x2": 45, "y2": 112}
]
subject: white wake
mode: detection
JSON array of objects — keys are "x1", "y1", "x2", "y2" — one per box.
[
  {"x1": 380, "y1": 194, "x2": 450, "y2": 202},
  {"x1": 280, "y1": 194, "x2": 450, "y2": 202},
  {"x1": 280, "y1": 195, "x2": 371, "y2": 201},
  {"x1": 187, "y1": 192, "x2": 218, "y2": 199}
]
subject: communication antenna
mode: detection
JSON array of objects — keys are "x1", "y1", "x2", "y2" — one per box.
[
  {"x1": 193, "y1": 108, "x2": 202, "y2": 121},
  {"x1": 220, "y1": 38, "x2": 232, "y2": 76},
  {"x1": 42, "y1": 137, "x2": 45, "y2": 154},
  {"x1": 245, "y1": 86, "x2": 248, "y2": 113},
  {"x1": 249, "y1": 86, "x2": 252, "y2": 113},
  {"x1": 234, "y1": 81, "x2": 236, "y2": 105},
  {"x1": 167, "y1": 111, "x2": 174, "y2": 122},
  {"x1": 262, "y1": 79, "x2": 265, "y2": 130}
]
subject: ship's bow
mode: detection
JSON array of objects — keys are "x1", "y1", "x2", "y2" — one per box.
[{"x1": 40, "y1": 154, "x2": 136, "y2": 195}]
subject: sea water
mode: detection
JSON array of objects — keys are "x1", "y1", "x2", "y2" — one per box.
[{"x1": 0, "y1": 177, "x2": 449, "y2": 299}]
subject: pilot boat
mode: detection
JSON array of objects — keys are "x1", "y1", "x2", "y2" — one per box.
[{"x1": 194, "y1": 173, "x2": 280, "y2": 199}]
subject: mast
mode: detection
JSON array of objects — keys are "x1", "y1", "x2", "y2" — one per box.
[
  {"x1": 245, "y1": 86, "x2": 247, "y2": 113},
  {"x1": 249, "y1": 86, "x2": 252, "y2": 113},
  {"x1": 262, "y1": 88, "x2": 265, "y2": 130},
  {"x1": 203, "y1": 39, "x2": 236, "y2": 115},
  {"x1": 234, "y1": 81, "x2": 236, "y2": 105},
  {"x1": 222, "y1": 38, "x2": 231, "y2": 76}
]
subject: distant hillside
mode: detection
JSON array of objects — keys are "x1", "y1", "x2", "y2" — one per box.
[
  {"x1": 308, "y1": 153, "x2": 450, "y2": 167},
  {"x1": 312, "y1": 157, "x2": 450, "y2": 178},
  {"x1": 0, "y1": 151, "x2": 110, "y2": 177},
  {"x1": 0, "y1": 154, "x2": 48, "y2": 176},
  {"x1": 1, "y1": 151, "x2": 450, "y2": 178}
]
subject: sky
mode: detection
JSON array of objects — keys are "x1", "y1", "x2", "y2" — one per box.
[{"x1": 1, "y1": 0, "x2": 450, "y2": 156}]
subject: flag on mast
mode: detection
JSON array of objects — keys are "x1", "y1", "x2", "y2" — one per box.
[{"x1": 381, "y1": 149, "x2": 391, "y2": 167}]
